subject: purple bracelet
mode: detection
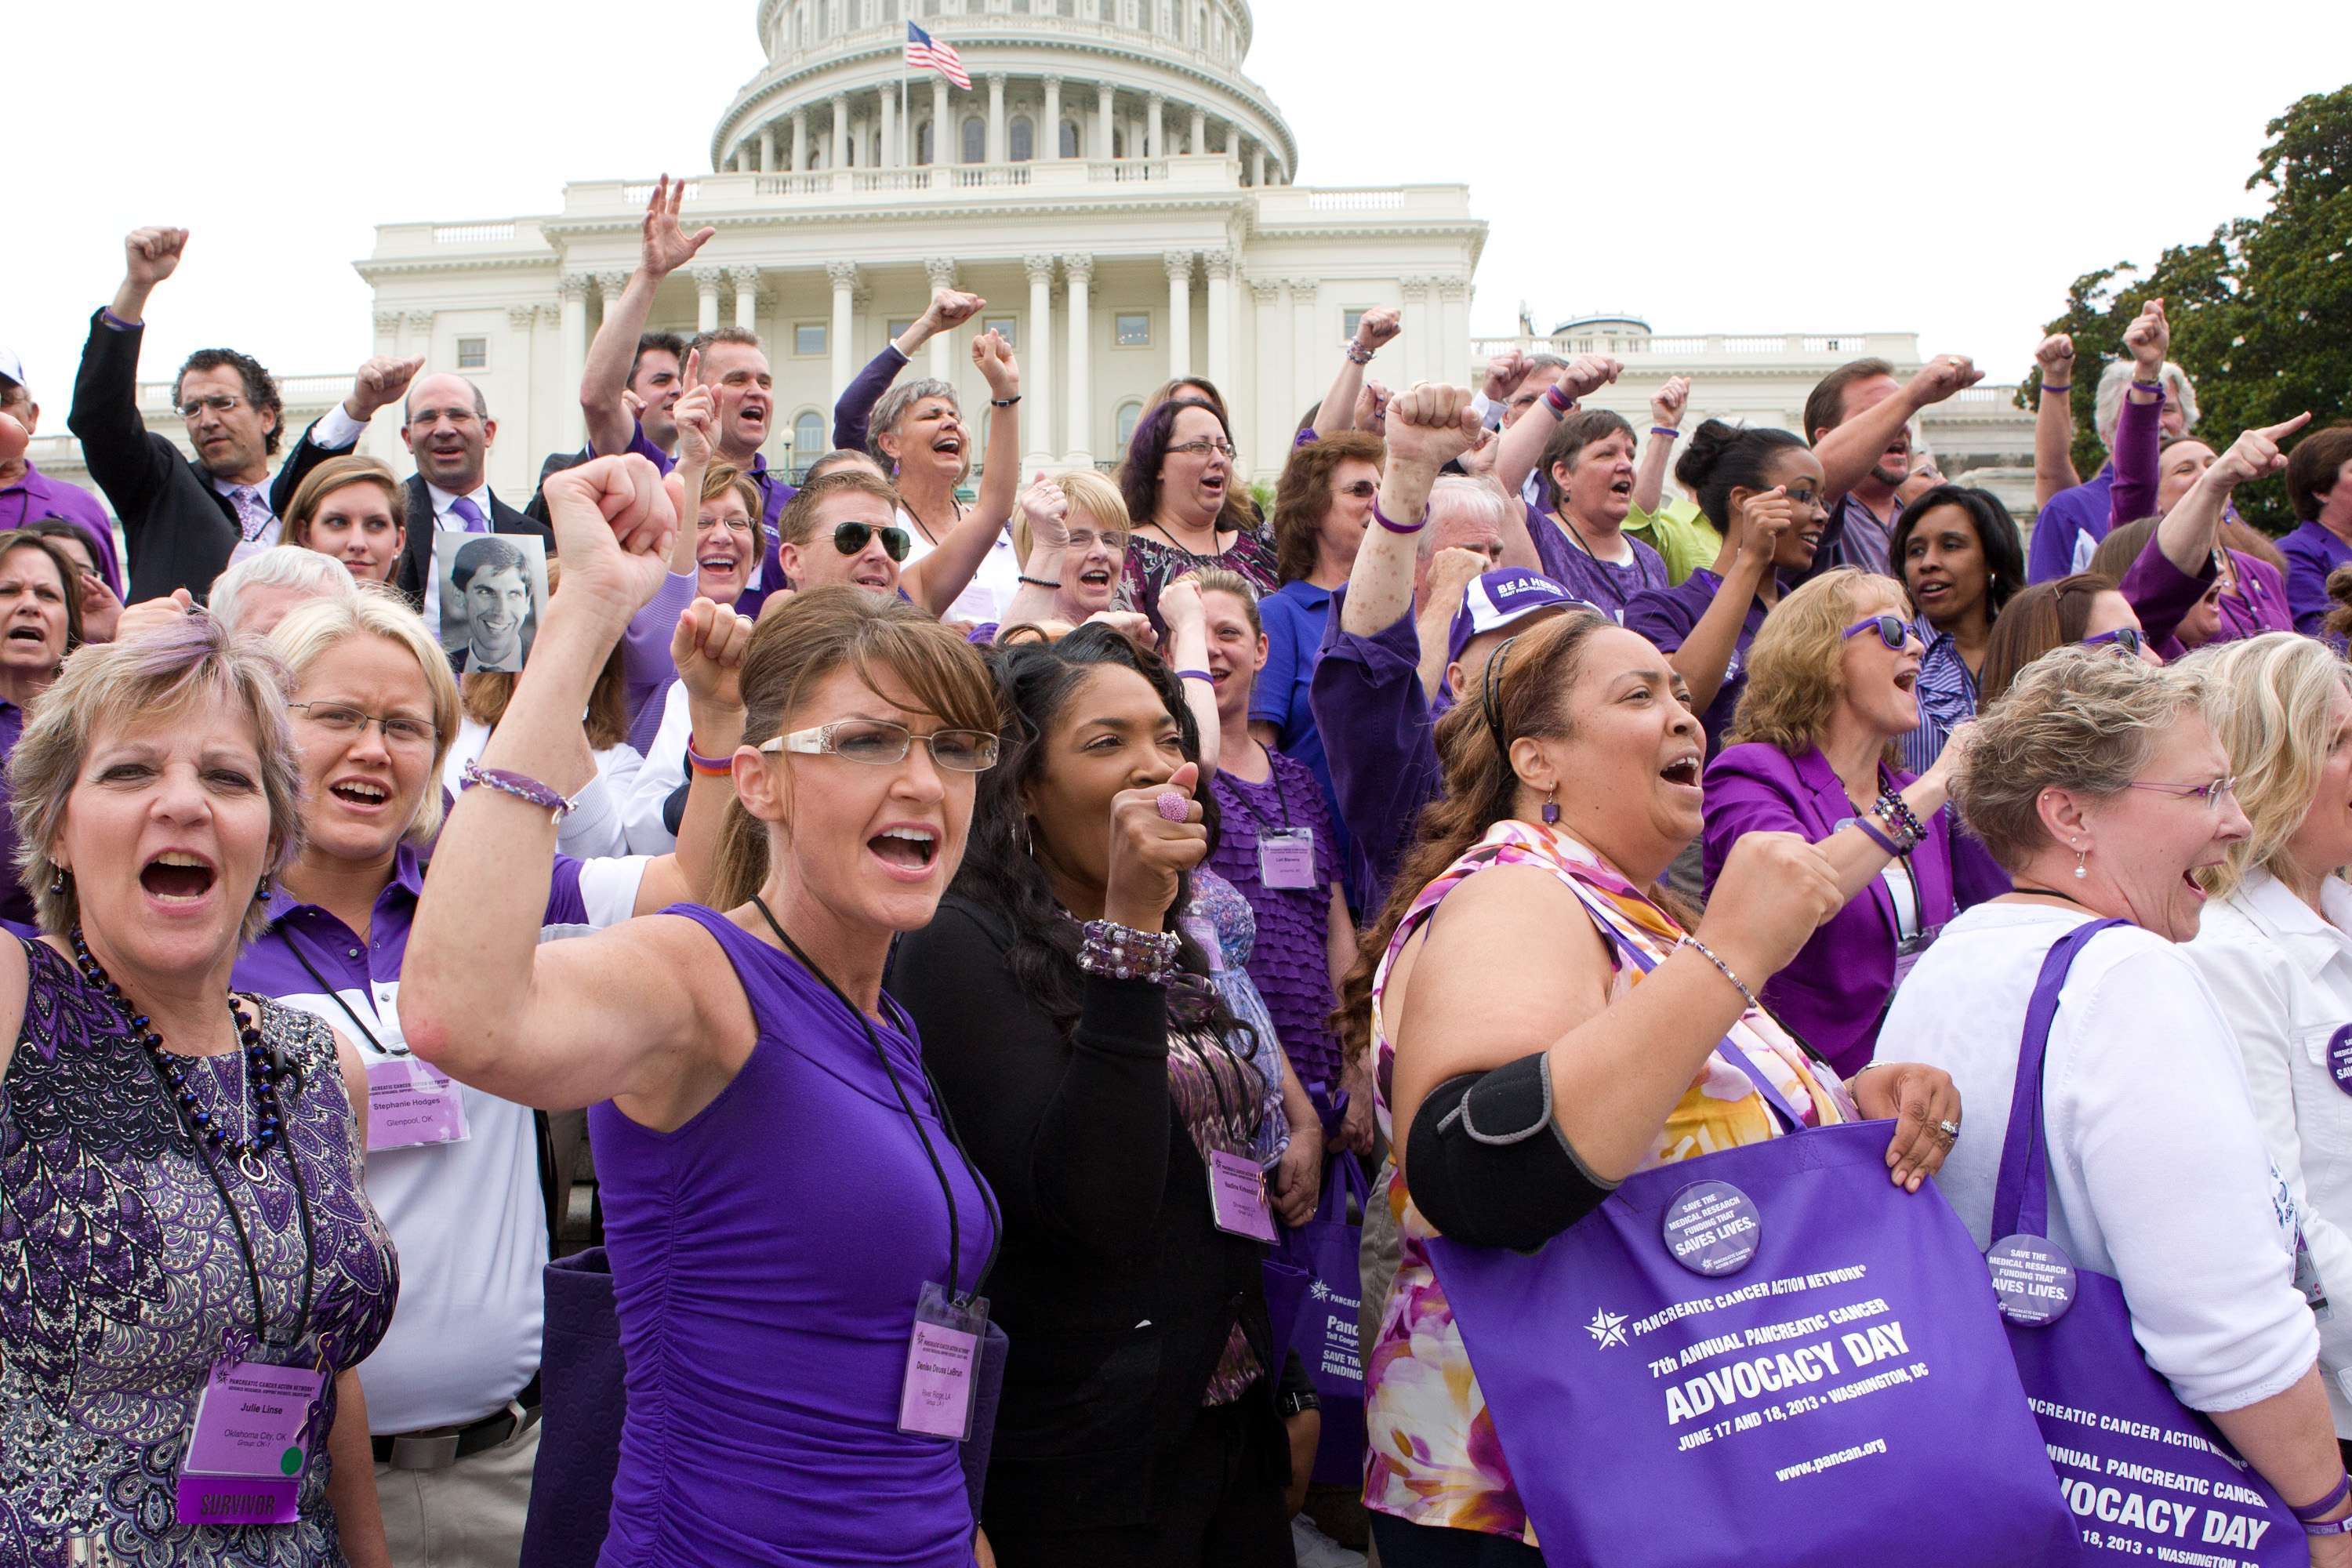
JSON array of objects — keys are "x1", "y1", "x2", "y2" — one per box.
[
  {"x1": 459, "y1": 759, "x2": 579, "y2": 822},
  {"x1": 1850, "y1": 815, "x2": 1905, "y2": 858},
  {"x1": 2292, "y1": 1473, "x2": 2352, "y2": 1522},
  {"x1": 2038, "y1": 382, "x2": 2071, "y2": 394},
  {"x1": 2131, "y1": 379, "x2": 2165, "y2": 395},
  {"x1": 1372, "y1": 496, "x2": 1427, "y2": 535},
  {"x1": 1076, "y1": 919, "x2": 1181, "y2": 984},
  {"x1": 1650, "y1": 426, "x2": 1681, "y2": 438},
  {"x1": 1174, "y1": 669, "x2": 1213, "y2": 683},
  {"x1": 1544, "y1": 383, "x2": 1577, "y2": 416}
]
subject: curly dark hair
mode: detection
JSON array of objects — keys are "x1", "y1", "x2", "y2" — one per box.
[
  {"x1": 952, "y1": 622, "x2": 1258, "y2": 1067},
  {"x1": 1271, "y1": 430, "x2": 1385, "y2": 585},
  {"x1": 175, "y1": 348, "x2": 284, "y2": 456}
]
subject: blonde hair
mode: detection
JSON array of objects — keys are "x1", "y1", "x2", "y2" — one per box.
[
  {"x1": 1725, "y1": 568, "x2": 1907, "y2": 761},
  {"x1": 9, "y1": 614, "x2": 305, "y2": 942},
  {"x1": 283, "y1": 455, "x2": 404, "y2": 552},
  {"x1": 1012, "y1": 470, "x2": 1131, "y2": 564},
  {"x1": 710, "y1": 587, "x2": 1003, "y2": 910},
  {"x1": 270, "y1": 590, "x2": 463, "y2": 844},
  {"x1": 1172, "y1": 565, "x2": 1262, "y2": 635},
  {"x1": 1956, "y1": 646, "x2": 2203, "y2": 872},
  {"x1": 2183, "y1": 633, "x2": 2352, "y2": 897}
]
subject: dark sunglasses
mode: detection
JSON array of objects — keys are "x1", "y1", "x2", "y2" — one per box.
[
  {"x1": 1841, "y1": 614, "x2": 1911, "y2": 651},
  {"x1": 833, "y1": 521, "x2": 911, "y2": 561},
  {"x1": 2082, "y1": 626, "x2": 2143, "y2": 656},
  {"x1": 1334, "y1": 479, "x2": 1379, "y2": 499}
]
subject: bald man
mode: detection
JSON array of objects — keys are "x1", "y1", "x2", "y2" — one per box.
[{"x1": 391, "y1": 372, "x2": 551, "y2": 616}]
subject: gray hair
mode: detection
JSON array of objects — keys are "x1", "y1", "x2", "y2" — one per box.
[
  {"x1": 868, "y1": 378, "x2": 962, "y2": 468},
  {"x1": 1956, "y1": 646, "x2": 2205, "y2": 872},
  {"x1": 10, "y1": 613, "x2": 306, "y2": 942},
  {"x1": 2093, "y1": 358, "x2": 2200, "y2": 452},
  {"x1": 1525, "y1": 353, "x2": 1571, "y2": 376},
  {"x1": 209, "y1": 545, "x2": 362, "y2": 635},
  {"x1": 1420, "y1": 476, "x2": 1511, "y2": 557}
]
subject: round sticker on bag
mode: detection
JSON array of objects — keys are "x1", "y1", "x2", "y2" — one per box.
[
  {"x1": 2329, "y1": 1025, "x2": 2352, "y2": 1098},
  {"x1": 1662, "y1": 1179, "x2": 1762, "y2": 1277},
  {"x1": 1987, "y1": 1232, "x2": 2076, "y2": 1326}
]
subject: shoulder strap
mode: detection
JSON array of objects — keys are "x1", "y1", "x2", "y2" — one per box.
[{"x1": 1989, "y1": 919, "x2": 2130, "y2": 1239}]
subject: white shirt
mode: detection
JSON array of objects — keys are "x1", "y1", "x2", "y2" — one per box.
[
  {"x1": 622, "y1": 680, "x2": 692, "y2": 855},
  {"x1": 2186, "y1": 869, "x2": 2352, "y2": 1435},
  {"x1": 440, "y1": 714, "x2": 644, "y2": 860},
  {"x1": 421, "y1": 477, "x2": 497, "y2": 628},
  {"x1": 899, "y1": 503, "x2": 1022, "y2": 626},
  {"x1": 1880, "y1": 902, "x2": 2318, "y2": 1413}
]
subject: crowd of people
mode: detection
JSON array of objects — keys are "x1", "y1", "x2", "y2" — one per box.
[{"x1": 4, "y1": 191, "x2": 2352, "y2": 1568}]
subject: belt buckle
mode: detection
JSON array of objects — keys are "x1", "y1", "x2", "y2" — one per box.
[{"x1": 390, "y1": 1430, "x2": 463, "y2": 1471}]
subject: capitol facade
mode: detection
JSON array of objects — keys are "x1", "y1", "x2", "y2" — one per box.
[{"x1": 34, "y1": 0, "x2": 2037, "y2": 507}]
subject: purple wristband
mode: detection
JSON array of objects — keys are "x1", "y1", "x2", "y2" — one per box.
[
  {"x1": 459, "y1": 759, "x2": 579, "y2": 822},
  {"x1": 2038, "y1": 382, "x2": 2071, "y2": 394},
  {"x1": 1544, "y1": 383, "x2": 1576, "y2": 416},
  {"x1": 99, "y1": 307, "x2": 139, "y2": 332},
  {"x1": 1650, "y1": 426, "x2": 1681, "y2": 438},
  {"x1": 1372, "y1": 496, "x2": 1427, "y2": 535},
  {"x1": 2130, "y1": 379, "x2": 2165, "y2": 395},
  {"x1": 2292, "y1": 1474, "x2": 2352, "y2": 1522},
  {"x1": 1175, "y1": 669, "x2": 1213, "y2": 683},
  {"x1": 1849, "y1": 815, "x2": 1904, "y2": 858}
]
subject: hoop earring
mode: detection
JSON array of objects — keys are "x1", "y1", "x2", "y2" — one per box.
[
  {"x1": 2073, "y1": 842, "x2": 2089, "y2": 881},
  {"x1": 1541, "y1": 789, "x2": 1560, "y2": 826}
]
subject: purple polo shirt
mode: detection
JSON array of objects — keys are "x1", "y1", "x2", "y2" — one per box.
[
  {"x1": 2281, "y1": 521, "x2": 2352, "y2": 638},
  {"x1": 1625, "y1": 568, "x2": 1767, "y2": 758},
  {"x1": 1308, "y1": 586, "x2": 1440, "y2": 910},
  {"x1": 595, "y1": 418, "x2": 677, "y2": 476},
  {"x1": 0, "y1": 698, "x2": 27, "y2": 927},
  {"x1": 1525, "y1": 503, "x2": 1667, "y2": 622},
  {"x1": 739, "y1": 455, "x2": 797, "y2": 619},
  {"x1": 2027, "y1": 466, "x2": 2115, "y2": 583},
  {"x1": 0, "y1": 461, "x2": 125, "y2": 596}
]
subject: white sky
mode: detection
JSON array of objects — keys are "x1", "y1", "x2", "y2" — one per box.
[{"x1": 9, "y1": 0, "x2": 2349, "y2": 409}]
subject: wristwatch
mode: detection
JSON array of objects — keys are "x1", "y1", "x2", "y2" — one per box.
[{"x1": 1276, "y1": 1386, "x2": 1322, "y2": 1419}]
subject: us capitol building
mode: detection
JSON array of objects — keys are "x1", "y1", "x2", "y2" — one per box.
[{"x1": 41, "y1": 0, "x2": 2038, "y2": 507}]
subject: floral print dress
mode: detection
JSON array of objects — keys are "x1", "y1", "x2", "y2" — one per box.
[{"x1": 1360, "y1": 819, "x2": 1854, "y2": 1546}]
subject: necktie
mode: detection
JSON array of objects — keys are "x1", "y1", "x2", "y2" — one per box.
[
  {"x1": 227, "y1": 485, "x2": 272, "y2": 543},
  {"x1": 449, "y1": 495, "x2": 488, "y2": 534}
]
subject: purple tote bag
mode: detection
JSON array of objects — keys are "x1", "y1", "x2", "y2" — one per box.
[
  {"x1": 1285, "y1": 1153, "x2": 1370, "y2": 1486},
  {"x1": 1990, "y1": 920, "x2": 2301, "y2": 1566}
]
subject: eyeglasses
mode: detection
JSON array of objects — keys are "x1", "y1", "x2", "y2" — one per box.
[
  {"x1": 289, "y1": 702, "x2": 440, "y2": 750},
  {"x1": 759, "y1": 718, "x2": 1000, "y2": 772},
  {"x1": 697, "y1": 514, "x2": 756, "y2": 536},
  {"x1": 833, "y1": 521, "x2": 911, "y2": 561},
  {"x1": 177, "y1": 394, "x2": 246, "y2": 420},
  {"x1": 1168, "y1": 439, "x2": 1236, "y2": 461},
  {"x1": 1842, "y1": 614, "x2": 1914, "y2": 651},
  {"x1": 1334, "y1": 480, "x2": 1379, "y2": 499},
  {"x1": 2125, "y1": 775, "x2": 2238, "y2": 810},
  {"x1": 2082, "y1": 627, "x2": 2143, "y2": 657},
  {"x1": 1065, "y1": 528, "x2": 1127, "y2": 552}
]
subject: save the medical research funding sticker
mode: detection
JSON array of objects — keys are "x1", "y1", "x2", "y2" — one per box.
[
  {"x1": 2329, "y1": 1024, "x2": 2352, "y2": 1098},
  {"x1": 1661, "y1": 1179, "x2": 1761, "y2": 1277},
  {"x1": 1986, "y1": 1233, "x2": 2076, "y2": 1326}
]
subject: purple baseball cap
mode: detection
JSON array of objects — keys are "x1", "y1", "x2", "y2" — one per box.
[{"x1": 1447, "y1": 569, "x2": 1588, "y2": 666}]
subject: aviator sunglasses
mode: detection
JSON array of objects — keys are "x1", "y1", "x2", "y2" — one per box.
[{"x1": 833, "y1": 521, "x2": 912, "y2": 561}]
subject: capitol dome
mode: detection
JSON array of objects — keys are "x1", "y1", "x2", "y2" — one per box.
[{"x1": 712, "y1": 0, "x2": 1298, "y2": 187}]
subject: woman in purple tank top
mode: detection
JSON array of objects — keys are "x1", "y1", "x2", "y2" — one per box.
[{"x1": 398, "y1": 456, "x2": 1009, "y2": 1568}]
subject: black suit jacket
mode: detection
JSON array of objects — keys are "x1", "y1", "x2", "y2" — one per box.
[
  {"x1": 66, "y1": 308, "x2": 321, "y2": 604},
  {"x1": 396, "y1": 476, "x2": 554, "y2": 601}
]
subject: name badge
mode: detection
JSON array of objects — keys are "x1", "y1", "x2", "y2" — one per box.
[
  {"x1": 1890, "y1": 926, "x2": 1941, "y2": 993},
  {"x1": 1208, "y1": 1148, "x2": 1278, "y2": 1242},
  {"x1": 1258, "y1": 829, "x2": 1317, "y2": 891},
  {"x1": 898, "y1": 1279, "x2": 989, "y2": 1441},
  {"x1": 365, "y1": 1057, "x2": 470, "y2": 1152},
  {"x1": 2328, "y1": 1025, "x2": 2352, "y2": 1098},
  {"x1": 177, "y1": 1359, "x2": 325, "y2": 1526},
  {"x1": 1179, "y1": 915, "x2": 1225, "y2": 973}
]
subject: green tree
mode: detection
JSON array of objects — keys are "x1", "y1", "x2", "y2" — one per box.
[{"x1": 2024, "y1": 84, "x2": 2352, "y2": 530}]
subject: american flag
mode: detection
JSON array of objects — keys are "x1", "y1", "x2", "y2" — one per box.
[{"x1": 905, "y1": 21, "x2": 971, "y2": 89}]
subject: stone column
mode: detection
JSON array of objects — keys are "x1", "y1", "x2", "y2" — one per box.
[
  {"x1": 791, "y1": 107, "x2": 809, "y2": 172},
  {"x1": 924, "y1": 258, "x2": 959, "y2": 378},
  {"x1": 1438, "y1": 278, "x2": 1471, "y2": 383},
  {"x1": 986, "y1": 74, "x2": 1007, "y2": 164},
  {"x1": 933, "y1": 78, "x2": 950, "y2": 163},
  {"x1": 1203, "y1": 249, "x2": 1233, "y2": 390},
  {"x1": 1025, "y1": 254, "x2": 1057, "y2": 470},
  {"x1": 1128, "y1": 111, "x2": 1146, "y2": 161},
  {"x1": 1287, "y1": 278, "x2": 1319, "y2": 419},
  {"x1": 506, "y1": 304, "x2": 539, "y2": 458},
  {"x1": 758, "y1": 123, "x2": 777, "y2": 173},
  {"x1": 373, "y1": 310, "x2": 401, "y2": 358},
  {"x1": 828, "y1": 262, "x2": 859, "y2": 397},
  {"x1": 879, "y1": 86, "x2": 896, "y2": 168},
  {"x1": 559, "y1": 276, "x2": 590, "y2": 447},
  {"x1": 692, "y1": 267, "x2": 724, "y2": 334},
  {"x1": 1247, "y1": 275, "x2": 1285, "y2": 469},
  {"x1": 1190, "y1": 105, "x2": 1207, "y2": 155},
  {"x1": 595, "y1": 271, "x2": 626, "y2": 318},
  {"x1": 1399, "y1": 276, "x2": 1432, "y2": 389},
  {"x1": 1041, "y1": 76, "x2": 1063, "y2": 160},
  {"x1": 731, "y1": 266, "x2": 762, "y2": 332},
  {"x1": 1095, "y1": 83, "x2": 1116, "y2": 159},
  {"x1": 1064, "y1": 253, "x2": 1094, "y2": 463},
  {"x1": 1163, "y1": 250, "x2": 1193, "y2": 379},
  {"x1": 1252, "y1": 143, "x2": 1267, "y2": 187},
  {"x1": 1146, "y1": 93, "x2": 1164, "y2": 157},
  {"x1": 830, "y1": 94, "x2": 849, "y2": 169},
  {"x1": 536, "y1": 303, "x2": 564, "y2": 459},
  {"x1": 405, "y1": 310, "x2": 435, "y2": 363}
]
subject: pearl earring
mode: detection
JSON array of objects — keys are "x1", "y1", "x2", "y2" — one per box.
[{"x1": 2073, "y1": 843, "x2": 2089, "y2": 881}]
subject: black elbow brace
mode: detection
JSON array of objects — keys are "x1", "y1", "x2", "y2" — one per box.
[{"x1": 1405, "y1": 1053, "x2": 1617, "y2": 1253}]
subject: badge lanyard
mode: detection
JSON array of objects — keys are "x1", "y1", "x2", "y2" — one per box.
[
  {"x1": 1552, "y1": 506, "x2": 1661, "y2": 614},
  {"x1": 753, "y1": 898, "x2": 1000, "y2": 1305},
  {"x1": 285, "y1": 930, "x2": 403, "y2": 1058},
  {"x1": 1220, "y1": 748, "x2": 1318, "y2": 892}
]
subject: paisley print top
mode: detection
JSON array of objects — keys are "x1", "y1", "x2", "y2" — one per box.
[{"x1": 0, "y1": 936, "x2": 398, "y2": 1566}]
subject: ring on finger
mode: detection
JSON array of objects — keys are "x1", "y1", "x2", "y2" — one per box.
[{"x1": 1934, "y1": 1119, "x2": 1962, "y2": 1141}]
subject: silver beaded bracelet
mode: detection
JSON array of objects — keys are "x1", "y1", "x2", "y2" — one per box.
[
  {"x1": 1678, "y1": 934, "x2": 1760, "y2": 1014},
  {"x1": 1077, "y1": 918, "x2": 1181, "y2": 985}
]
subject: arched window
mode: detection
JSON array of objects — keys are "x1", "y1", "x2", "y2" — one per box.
[
  {"x1": 962, "y1": 116, "x2": 985, "y2": 163},
  {"x1": 1059, "y1": 118, "x2": 1080, "y2": 157},
  {"x1": 1116, "y1": 401, "x2": 1143, "y2": 451},
  {"x1": 917, "y1": 119, "x2": 935, "y2": 164},
  {"x1": 792, "y1": 411, "x2": 826, "y2": 479},
  {"x1": 1009, "y1": 116, "x2": 1033, "y2": 162}
]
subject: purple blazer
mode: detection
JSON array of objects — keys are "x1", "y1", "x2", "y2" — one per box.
[{"x1": 1701, "y1": 742, "x2": 2008, "y2": 1078}]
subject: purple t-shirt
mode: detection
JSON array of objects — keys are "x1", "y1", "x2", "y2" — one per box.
[
  {"x1": 2280, "y1": 520, "x2": 2352, "y2": 638},
  {"x1": 0, "y1": 461, "x2": 125, "y2": 596},
  {"x1": 1525, "y1": 503, "x2": 1665, "y2": 622},
  {"x1": 2028, "y1": 466, "x2": 2115, "y2": 583},
  {"x1": 1208, "y1": 746, "x2": 1344, "y2": 1098},
  {"x1": 1625, "y1": 568, "x2": 1767, "y2": 758}
]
